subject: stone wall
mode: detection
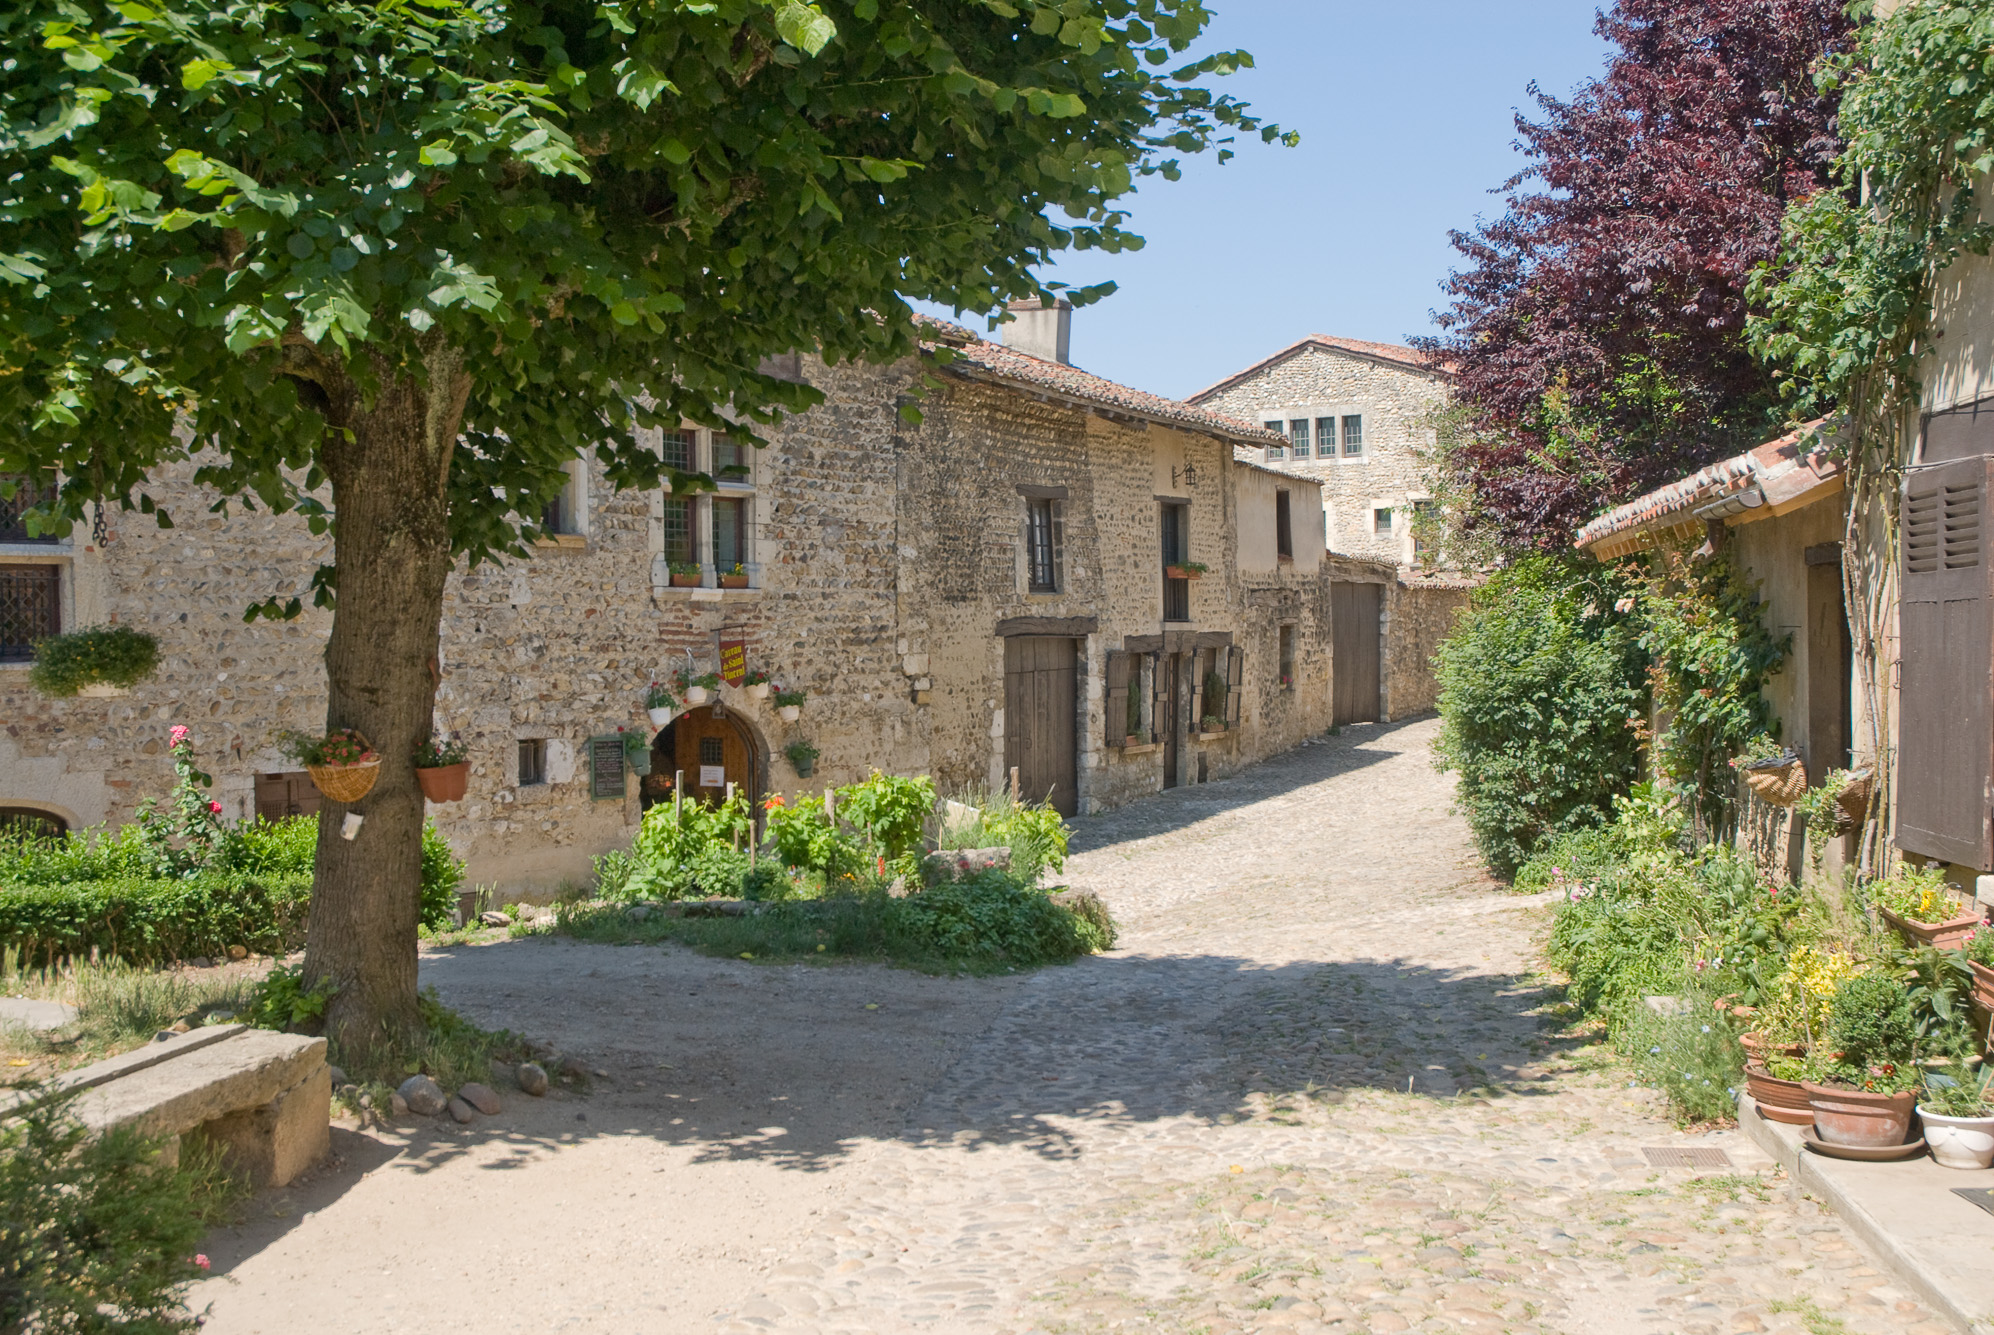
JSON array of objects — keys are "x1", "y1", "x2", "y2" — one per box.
[
  {"x1": 1193, "y1": 344, "x2": 1450, "y2": 563},
  {"x1": 1385, "y1": 578, "x2": 1473, "y2": 719},
  {"x1": 0, "y1": 346, "x2": 1330, "y2": 894}
]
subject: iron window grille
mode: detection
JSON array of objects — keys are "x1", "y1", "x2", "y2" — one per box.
[
  {"x1": 0, "y1": 564, "x2": 60, "y2": 661},
  {"x1": 0, "y1": 475, "x2": 58, "y2": 544}
]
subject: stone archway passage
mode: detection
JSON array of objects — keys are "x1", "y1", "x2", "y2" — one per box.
[{"x1": 642, "y1": 708, "x2": 764, "y2": 811}]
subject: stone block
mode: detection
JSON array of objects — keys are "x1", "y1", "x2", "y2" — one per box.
[
  {"x1": 198, "y1": 1060, "x2": 331, "y2": 1188},
  {"x1": 921, "y1": 846, "x2": 1011, "y2": 882},
  {"x1": 68, "y1": 1028, "x2": 324, "y2": 1142}
]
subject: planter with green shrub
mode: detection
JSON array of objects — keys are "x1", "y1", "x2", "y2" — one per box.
[{"x1": 28, "y1": 624, "x2": 160, "y2": 698}]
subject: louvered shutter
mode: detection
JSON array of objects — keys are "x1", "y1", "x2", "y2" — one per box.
[
  {"x1": 1104, "y1": 651, "x2": 1129, "y2": 747},
  {"x1": 1226, "y1": 646, "x2": 1244, "y2": 728},
  {"x1": 1898, "y1": 455, "x2": 1994, "y2": 868}
]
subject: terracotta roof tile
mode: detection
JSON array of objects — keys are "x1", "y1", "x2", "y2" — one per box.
[
  {"x1": 917, "y1": 317, "x2": 1281, "y2": 445},
  {"x1": 1574, "y1": 420, "x2": 1839, "y2": 552}
]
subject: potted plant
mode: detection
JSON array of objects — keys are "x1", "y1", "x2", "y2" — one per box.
[
  {"x1": 784, "y1": 739, "x2": 819, "y2": 778},
  {"x1": 1962, "y1": 927, "x2": 1994, "y2": 1014},
  {"x1": 773, "y1": 686, "x2": 806, "y2": 723},
  {"x1": 414, "y1": 733, "x2": 470, "y2": 803},
  {"x1": 1746, "y1": 1052, "x2": 1817, "y2": 1126},
  {"x1": 718, "y1": 562, "x2": 750, "y2": 590},
  {"x1": 28, "y1": 624, "x2": 161, "y2": 698},
  {"x1": 621, "y1": 728, "x2": 652, "y2": 776},
  {"x1": 1919, "y1": 1063, "x2": 1994, "y2": 1169},
  {"x1": 1728, "y1": 734, "x2": 1804, "y2": 807},
  {"x1": 279, "y1": 728, "x2": 380, "y2": 803},
  {"x1": 667, "y1": 560, "x2": 703, "y2": 589},
  {"x1": 673, "y1": 667, "x2": 721, "y2": 707},
  {"x1": 1199, "y1": 714, "x2": 1226, "y2": 735},
  {"x1": 1164, "y1": 559, "x2": 1207, "y2": 581},
  {"x1": 1801, "y1": 974, "x2": 1923, "y2": 1148},
  {"x1": 1870, "y1": 862, "x2": 1983, "y2": 950},
  {"x1": 644, "y1": 680, "x2": 677, "y2": 726},
  {"x1": 743, "y1": 669, "x2": 771, "y2": 702}
]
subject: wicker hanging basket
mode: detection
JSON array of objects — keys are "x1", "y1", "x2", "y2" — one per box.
[
  {"x1": 1834, "y1": 768, "x2": 1875, "y2": 828},
  {"x1": 306, "y1": 731, "x2": 380, "y2": 804},
  {"x1": 1740, "y1": 751, "x2": 1806, "y2": 807}
]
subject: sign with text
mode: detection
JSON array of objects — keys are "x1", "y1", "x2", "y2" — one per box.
[{"x1": 719, "y1": 637, "x2": 747, "y2": 685}]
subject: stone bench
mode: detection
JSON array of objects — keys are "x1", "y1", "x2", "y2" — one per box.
[{"x1": 5, "y1": 1024, "x2": 330, "y2": 1187}]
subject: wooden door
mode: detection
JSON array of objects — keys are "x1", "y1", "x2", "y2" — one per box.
[
  {"x1": 1332, "y1": 582, "x2": 1382, "y2": 726},
  {"x1": 669, "y1": 709, "x2": 759, "y2": 806},
  {"x1": 254, "y1": 772, "x2": 322, "y2": 823},
  {"x1": 1004, "y1": 636, "x2": 1079, "y2": 815},
  {"x1": 1160, "y1": 651, "x2": 1182, "y2": 789}
]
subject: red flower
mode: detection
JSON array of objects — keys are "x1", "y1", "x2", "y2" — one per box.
[
  {"x1": 194, "y1": 1254, "x2": 210, "y2": 1271},
  {"x1": 207, "y1": 801, "x2": 222, "y2": 814}
]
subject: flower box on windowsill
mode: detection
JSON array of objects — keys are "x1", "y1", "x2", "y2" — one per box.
[
  {"x1": 1164, "y1": 564, "x2": 1203, "y2": 581},
  {"x1": 668, "y1": 572, "x2": 702, "y2": 588},
  {"x1": 718, "y1": 574, "x2": 750, "y2": 589},
  {"x1": 1196, "y1": 726, "x2": 1231, "y2": 742}
]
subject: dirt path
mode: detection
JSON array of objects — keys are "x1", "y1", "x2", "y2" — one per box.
[{"x1": 195, "y1": 718, "x2": 1948, "y2": 1335}]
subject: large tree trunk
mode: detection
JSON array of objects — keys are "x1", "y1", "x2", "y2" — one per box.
[{"x1": 299, "y1": 343, "x2": 469, "y2": 1055}]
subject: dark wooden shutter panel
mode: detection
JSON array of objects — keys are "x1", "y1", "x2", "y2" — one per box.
[
  {"x1": 1226, "y1": 646, "x2": 1244, "y2": 727},
  {"x1": 590, "y1": 736, "x2": 627, "y2": 801},
  {"x1": 1150, "y1": 651, "x2": 1170, "y2": 744},
  {"x1": 1104, "y1": 650, "x2": 1129, "y2": 747},
  {"x1": 1898, "y1": 454, "x2": 1994, "y2": 868}
]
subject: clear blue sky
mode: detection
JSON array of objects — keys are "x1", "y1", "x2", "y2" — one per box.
[{"x1": 919, "y1": 1, "x2": 1614, "y2": 399}]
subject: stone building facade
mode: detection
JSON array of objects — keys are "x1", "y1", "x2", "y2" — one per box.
[
  {"x1": 1186, "y1": 336, "x2": 1453, "y2": 564},
  {"x1": 0, "y1": 312, "x2": 1352, "y2": 894}
]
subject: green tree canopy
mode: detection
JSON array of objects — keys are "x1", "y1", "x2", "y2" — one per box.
[{"x1": 0, "y1": 0, "x2": 1285, "y2": 1046}]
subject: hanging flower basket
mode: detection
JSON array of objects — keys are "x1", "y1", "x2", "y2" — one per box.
[
  {"x1": 1835, "y1": 768, "x2": 1875, "y2": 827},
  {"x1": 280, "y1": 728, "x2": 380, "y2": 803},
  {"x1": 1738, "y1": 750, "x2": 1805, "y2": 807},
  {"x1": 416, "y1": 762, "x2": 470, "y2": 803}
]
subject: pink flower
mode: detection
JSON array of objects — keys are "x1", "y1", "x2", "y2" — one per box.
[
  {"x1": 194, "y1": 1254, "x2": 210, "y2": 1271},
  {"x1": 208, "y1": 801, "x2": 222, "y2": 814},
  {"x1": 169, "y1": 724, "x2": 189, "y2": 743}
]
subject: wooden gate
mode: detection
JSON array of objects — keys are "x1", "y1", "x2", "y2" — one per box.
[
  {"x1": 1004, "y1": 636, "x2": 1079, "y2": 815},
  {"x1": 1331, "y1": 582, "x2": 1382, "y2": 726}
]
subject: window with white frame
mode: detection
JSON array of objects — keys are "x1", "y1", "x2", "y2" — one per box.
[
  {"x1": 1257, "y1": 408, "x2": 1366, "y2": 463},
  {"x1": 1341, "y1": 414, "x2": 1365, "y2": 456},
  {"x1": 1261, "y1": 419, "x2": 1287, "y2": 460},
  {"x1": 1287, "y1": 418, "x2": 1312, "y2": 459},
  {"x1": 1373, "y1": 505, "x2": 1394, "y2": 535},
  {"x1": 658, "y1": 425, "x2": 759, "y2": 587}
]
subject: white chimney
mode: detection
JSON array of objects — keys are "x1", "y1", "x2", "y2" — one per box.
[{"x1": 1001, "y1": 298, "x2": 1072, "y2": 365}]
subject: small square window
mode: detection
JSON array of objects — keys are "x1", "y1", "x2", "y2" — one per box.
[
  {"x1": 518, "y1": 740, "x2": 547, "y2": 786},
  {"x1": 660, "y1": 430, "x2": 693, "y2": 473},
  {"x1": 0, "y1": 564, "x2": 61, "y2": 662},
  {"x1": 699, "y1": 737, "x2": 724, "y2": 766},
  {"x1": 1342, "y1": 415, "x2": 1364, "y2": 456},
  {"x1": 1374, "y1": 507, "x2": 1394, "y2": 535},
  {"x1": 712, "y1": 433, "x2": 748, "y2": 480}
]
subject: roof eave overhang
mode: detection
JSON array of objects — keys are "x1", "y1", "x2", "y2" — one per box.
[
  {"x1": 1580, "y1": 471, "x2": 1844, "y2": 561},
  {"x1": 938, "y1": 359, "x2": 1282, "y2": 449}
]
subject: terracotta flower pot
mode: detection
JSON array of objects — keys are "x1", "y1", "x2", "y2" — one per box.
[
  {"x1": 1917, "y1": 1106, "x2": 1994, "y2": 1170},
  {"x1": 1745, "y1": 1062, "x2": 1815, "y2": 1125},
  {"x1": 1882, "y1": 906, "x2": 1984, "y2": 951},
  {"x1": 415, "y1": 761, "x2": 470, "y2": 803},
  {"x1": 1740, "y1": 1031, "x2": 1803, "y2": 1060},
  {"x1": 1969, "y1": 960, "x2": 1994, "y2": 1012},
  {"x1": 1163, "y1": 564, "x2": 1203, "y2": 581},
  {"x1": 719, "y1": 574, "x2": 750, "y2": 589},
  {"x1": 669, "y1": 572, "x2": 702, "y2": 588},
  {"x1": 1804, "y1": 1081, "x2": 1917, "y2": 1148}
]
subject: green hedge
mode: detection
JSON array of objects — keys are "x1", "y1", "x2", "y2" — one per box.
[{"x1": 0, "y1": 816, "x2": 464, "y2": 966}]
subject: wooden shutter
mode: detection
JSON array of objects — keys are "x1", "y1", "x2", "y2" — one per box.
[
  {"x1": 1898, "y1": 455, "x2": 1994, "y2": 868},
  {"x1": 1150, "y1": 651, "x2": 1170, "y2": 742},
  {"x1": 1104, "y1": 651, "x2": 1129, "y2": 747},
  {"x1": 1226, "y1": 646, "x2": 1244, "y2": 728},
  {"x1": 590, "y1": 736, "x2": 627, "y2": 801}
]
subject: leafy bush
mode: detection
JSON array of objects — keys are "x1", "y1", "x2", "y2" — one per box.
[
  {"x1": 0, "y1": 1094, "x2": 211, "y2": 1333},
  {"x1": 1823, "y1": 973, "x2": 1919, "y2": 1072},
  {"x1": 1619, "y1": 986, "x2": 1747, "y2": 1125},
  {"x1": 835, "y1": 772, "x2": 936, "y2": 866},
  {"x1": 1866, "y1": 862, "x2": 1962, "y2": 925},
  {"x1": 763, "y1": 793, "x2": 868, "y2": 882},
  {"x1": 27, "y1": 624, "x2": 160, "y2": 697},
  {"x1": 936, "y1": 787, "x2": 1071, "y2": 884},
  {"x1": 243, "y1": 962, "x2": 337, "y2": 1031},
  {"x1": 0, "y1": 815, "x2": 464, "y2": 964},
  {"x1": 888, "y1": 869, "x2": 1111, "y2": 964},
  {"x1": 622, "y1": 794, "x2": 758, "y2": 899},
  {"x1": 1434, "y1": 556, "x2": 1647, "y2": 879}
]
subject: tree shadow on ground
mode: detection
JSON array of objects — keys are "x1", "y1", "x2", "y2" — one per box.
[{"x1": 1066, "y1": 715, "x2": 1428, "y2": 857}]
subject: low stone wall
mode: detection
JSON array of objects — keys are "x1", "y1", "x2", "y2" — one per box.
[{"x1": 1385, "y1": 576, "x2": 1474, "y2": 720}]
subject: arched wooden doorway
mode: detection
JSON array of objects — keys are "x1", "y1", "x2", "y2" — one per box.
[
  {"x1": 640, "y1": 706, "x2": 766, "y2": 812},
  {"x1": 0, "y1": 806, "x2": 68, "y2": 839}
]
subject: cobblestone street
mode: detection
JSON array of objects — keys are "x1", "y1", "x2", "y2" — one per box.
[
  {"x1": 704, "y1": 717, "x2": 1946, "y2": 1335},
  {"x1": 198, "y1": 717, "x2": 1950, "y2": 1335}
]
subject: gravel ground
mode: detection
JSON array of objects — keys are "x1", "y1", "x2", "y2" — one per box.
[{"x1": 192, "y1": 717, "x2": 1948, "y2": 1335}]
